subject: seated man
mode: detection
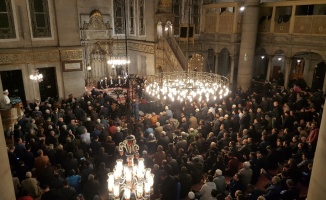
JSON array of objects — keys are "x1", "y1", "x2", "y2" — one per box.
[{"x1": 0, "y1": 89, "x2": 11, "y2": 109}]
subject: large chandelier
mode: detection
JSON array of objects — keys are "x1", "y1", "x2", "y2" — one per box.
[
  {"x1": 108, "y1": 135, "x2": 154, "y2": 200},
  {"x1": 29, "y1": 69, "x2": 43, "y2": 82},
  {"x1": 146, "y1": 71, "x2": 230, "y2": 102},
  {"x1": 107, "y1": 55, "x2": 130, "y2": 66}
]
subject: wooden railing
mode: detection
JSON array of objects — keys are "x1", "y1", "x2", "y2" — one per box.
[
  {"x1": 162, "y1": 38, "x2": 184, "y2": 71},
  {"x1": 166, "y1": 36, "x2": 187, "y2": 70}
]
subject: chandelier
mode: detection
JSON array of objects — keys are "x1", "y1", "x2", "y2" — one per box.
[
  {"x1": 146, "y1": 71, "x2": 230, "y2": 102},
  {"x1": 108, "y1": 135, "x2": 154, "y2": 200},
  {"x1": 91, "y1": 42, "x2": 107, "y2": 61},
  {"x1": 29, "y1": 69, "x2": 43, "y2": 82},
  {"x1": 107, "y1": 55, "x2": 130, "y2": 66}
]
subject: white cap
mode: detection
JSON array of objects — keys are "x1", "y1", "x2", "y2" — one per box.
[
  {"x1": 243, "y1": 161, "x2": 251, "y2": 168},
  {"x1": 215, "y1": 169, "x2": 222, "y2": 176},
  {"x1": 188, "y1": 191, "x2": 195, "y2": 199},
  {"x1": 3, "y1": 89, "x2": 8, "y2": 94},
  {"x1": 26, "y1": 171, "x2": 32, "y2": 178}
]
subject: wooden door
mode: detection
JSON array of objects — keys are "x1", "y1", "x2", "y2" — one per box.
[{"x1": 38, "y1": 67, "x2": 58, "y2": 101}]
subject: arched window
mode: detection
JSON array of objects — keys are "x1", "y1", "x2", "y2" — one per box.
[
  {"x1": 138, "y1": 0, "x2": 145, "y2": 35},
  {"x1": 165, "y1": 21, "x2": 173, "y2": 37},
  {"x1": 28, "y1": 0, "x2": 51, "y2": 38},
  {"x1": 172, "y1": 0, "x2": 180, "y2": 35},
  {"x1": 192, "y1": 0, "x2": 201, "y2": 35},
  {"x1": 157, "y1": 21, "x2": 163, "y2": 38},
  {"x1": 129, "y1": 0, "x2": 135, "y2": 35},
  {"x1": 114, "y1": 0, "x2": 125, "y2": 35},
  {"x1": 0, "y1": 0, "x2": 16, "y2": 39}
]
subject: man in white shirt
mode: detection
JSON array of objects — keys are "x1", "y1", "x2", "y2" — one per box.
[
  {"x1": 1, "y1": 89, "x2": 11, "y2": 109},
  {"x1": 200, "y1": 175, "x2": 217, "y2": 200}
]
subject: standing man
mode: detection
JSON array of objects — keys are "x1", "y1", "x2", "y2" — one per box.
[
  {"x1": 132, "y1": 99, "x2": 139, "y2": 121},
  {"x1": 102, "y1": 77, "x2": 108, "y2": 89},
  {"x1": 160, "y1": 170, "x2": 177, "y2": 200},
  {"x1": 108, "y1": 76, "x2": 115, "y2": 88}
]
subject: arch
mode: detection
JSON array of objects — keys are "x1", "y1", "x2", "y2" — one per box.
[
  {"x1": 290, "y1": 52, "x2": 324, "y2": 89},
  {"x1": 253, "y1": 48, "x2": 268, "y2": 81},
  {"x1": 217, "y1": 48, "x2": 231, "y2": 77},
  {"x1": 312, "y1": 61, "x2": 326, "y2": 91},
  {"x1": 270, "y1": 50, "x2": 286, "y2": 82}
]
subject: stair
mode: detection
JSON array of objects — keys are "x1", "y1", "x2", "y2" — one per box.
[{"x1": 165, "y1": 36, "x2": 187, "y2": 70}]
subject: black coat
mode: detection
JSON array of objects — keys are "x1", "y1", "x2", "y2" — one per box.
[{"x1": 160, "y1": 175, "x2": 178, "y2": 200}]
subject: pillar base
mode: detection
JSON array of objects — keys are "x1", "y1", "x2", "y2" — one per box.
[{"x1": 237, "y1": 74, "x2": 252, "y2": 90}]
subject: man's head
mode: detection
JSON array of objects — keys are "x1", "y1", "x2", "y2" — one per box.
[{"x1": 3, "y1": 89, "x2": 9, "y2": 95}]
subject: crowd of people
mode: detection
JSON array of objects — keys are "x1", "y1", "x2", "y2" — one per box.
[{"x1": 6, "y1": 77, "x2": 324, "y2": 200}]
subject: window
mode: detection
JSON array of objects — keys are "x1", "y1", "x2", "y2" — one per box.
[
  {"x1": 129, "y1": 0, "x2": 135, "y2": 35},
  {"x1": 193, "y1": 0, "x2": 201, "y2": 34},
  {"x1": 138, "y1": 0, "x2": 145, "y2": 35},
  {"x1": 0, "y1": 0, "x2": 16, "y2": 39},
  {"x1": 172, "y1": 0, "x2": 180, "y2": 35},
  {"x1": 114, "y1": 0, "x2": 125, "y2": 34},
  {"x1": 28, "y1": 0, "x2": 51, "y2": 38}
]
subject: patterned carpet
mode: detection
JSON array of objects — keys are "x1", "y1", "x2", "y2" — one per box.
[{"x1": 85, "y1": 86, "x2": 135, "y2": 103}]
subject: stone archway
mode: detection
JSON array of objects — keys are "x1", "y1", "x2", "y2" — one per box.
[
  {"x1": 271, "y1": 50, "x2": 286, "y2": 83},
  {"x1": 218, "y1": 48, "x2": 231, "y2": 77},
  {"x1": 254, "y1": 48, "x2": 268, "y2": 81},
  {"x1": 291, "y1": 52, "x2": 324, "y2": 89},
  {"x1": 312, "y1": 61, "x2": 326, "y2": 91}
]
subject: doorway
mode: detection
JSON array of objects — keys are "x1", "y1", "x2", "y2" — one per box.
[
  {"x1": 0, "y1": 70, "x2": 26, "y2": 102},
  {"x1": 272, "y1": 66, "x2": 281, "y2": 81},
  {"x1": 312, "y1": 61, "x2": 326, "y2": 91},
  {"x1": 38, "y1": 67, "x2": 58, "y2": 101}
]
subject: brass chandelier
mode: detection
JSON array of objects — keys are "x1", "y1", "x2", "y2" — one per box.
[{"x1": 146, "y1": 71, "x2": 230, "y2": 102}]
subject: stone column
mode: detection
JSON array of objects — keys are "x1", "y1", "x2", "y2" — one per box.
[
  {"x1": 237, "y1": 0, "x2": 260, "y2": 90},
  {"x1": 284, "y1": 57, "x2": 291, "y2": 88},
  {"x1": 0, "y1": 114, "x2": 16, "y2": 199},
  {"x1": 323, "y1": 61, "x2": 326, "y2": 93},
  {"x1": 266, "y1": 55, "x2": 273, "y2": 81},
  {"x1": 303, "y1": 58, "x2": 311, "y2": 85},
  {"x1": 230, "y1": 56, "x2": 235, "y2": 84},
  {"x1": 307, "y1": 99, "x2": 326, "y2": 199},
  {"x1": 215, "y1": 53, "x2": 219, "y2": 74}
]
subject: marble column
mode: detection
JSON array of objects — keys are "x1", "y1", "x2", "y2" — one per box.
[
  {"x1": 237, "y1": 0, "x2": 260, "y2": 90},
  {"x1": 230, "y1": 56, "x2": 235, "y2": 84},
  {"x1": 215, "y1": 53, "x2": 219, "y2": 74},
  {"x1": 303, "y1": 58, "x2": 311, "y2": 85},
  {"x1": 0, "y1": 114, "x2": 16, "y2": 199},
  {"x1": 266, "y1": 55, "x2": 273, "y2": 81},
  {"x1": 323, "y1": 61, "x2": 326, "y2": 93},
  {"x1": 307, "y1": 99, "x2": 326, "y2": 199},
  {"x1": 284, "y1": 57, "x2": 291, "y2": 88}
]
